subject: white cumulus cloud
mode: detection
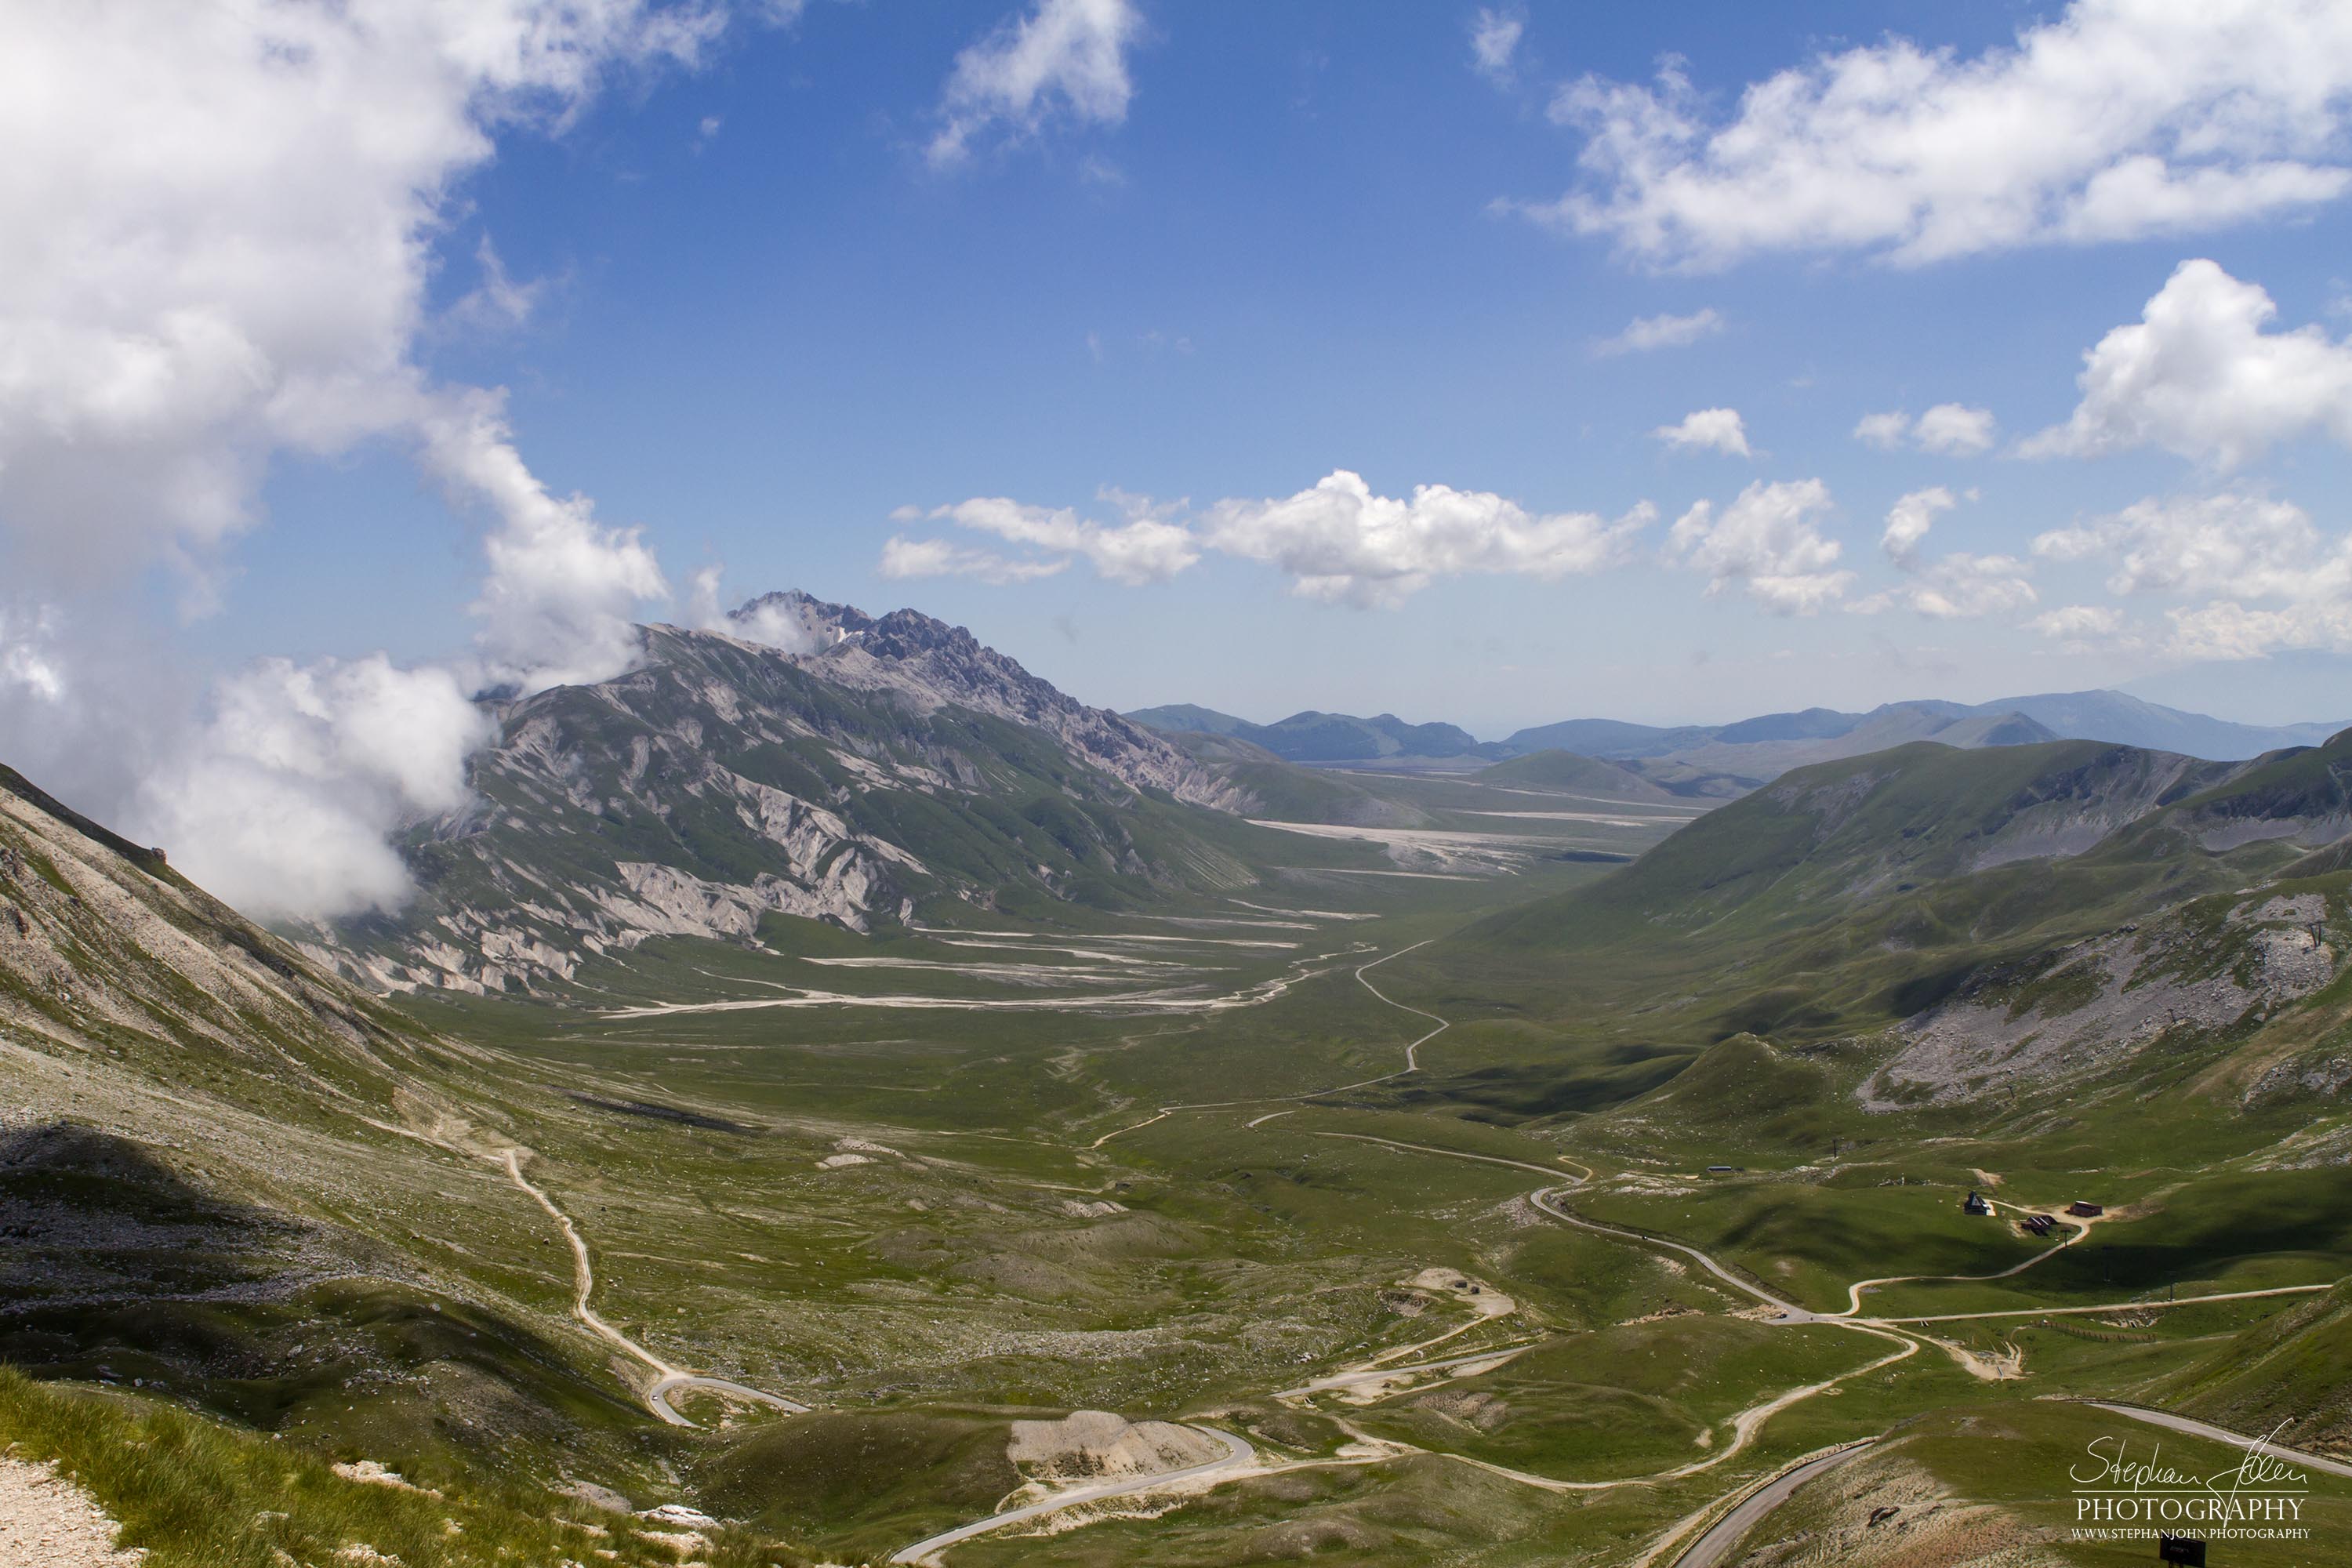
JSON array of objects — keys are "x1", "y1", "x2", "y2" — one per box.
[
  {"x1": 1668, "y1": 478, "x2": 1853, "y2": 615},
  {"x1": 684, "y1": 568, "x2": 815, "y2": 652},
  {"x1": 0, "y1": 0, "x2": 723, "y2": 601},
  {"x1": 929, "y1": 0, "x2": 1142, "y2": 167},
  {"x1": 1853, "y1": 412, "x2": 1912, "y2": 451},
  {"x1": 1205, "y1": 470, "x2": 1652, "y2": 608},
  {"x1": 1880, "y1": 486, "x2": 1958, "y2": 567},
  {"x1": 879, "y1": 535, "x2": 1073, "y2": 586},
  {"x1": 1857, "y1": 487, "x2": 2034, "y2": 619},
  {"x1": 1856, "y1": 554, "x2": 2038, "y2": 620},
  {"x1": 2030, "y1": 604, "x2": 2126, "y2": 640},
  {"x1": 1853, "y1": 405, "x2": 1995, "y2": 454},
  {"x1": 2023, "y1": 260, "x2": 2352, "y2": 468},
  {"x1": 2033, "y1": 490, "x2": 2352, "y2": 659},
  {"x1": 417, "y1": 390, "x2": 670, "y2": 695},
  {"x1": 920, "y1": 494, "x2": 1201, "y2": 585},
  {"x1": 139, "y1": 655, "x2": 492, "y2": 923},
  {"x1": 886, "y1": 473, "x2": 1653, "y2": 608},
  {"x1": 0, "y1": 606, "x2": 67, "y2": 704},
  {"x1": 2163, "y1": 599, "x2": 2352, "y2": 661},
  {"x1": 1652, "y1": 407, "x2": 1751, "y2": 456},
  {"x1": 1592, "y1": 306, "x2": 1724, "y2": 357},
  {"x1": 1526, "y1": 0, "x2": 2352, "y2": 268},
  {"x1": 1913, "y1": 404, "x2": 1998, "y2": 456},
  {"x1": 2034, "y1": 492, "x2": 2334, "y2": 599}
]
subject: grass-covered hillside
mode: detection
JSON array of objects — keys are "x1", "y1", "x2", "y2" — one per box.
[
  {"x1": 1482, "y1": 738, "x2": 2263, "y2": 941},
  {"x1": 2, "y1": 761, "x2": 771, "y2": 1559},
  {"x1": 1472, "y1": 749, "x2": 1676, "y2": 800}
]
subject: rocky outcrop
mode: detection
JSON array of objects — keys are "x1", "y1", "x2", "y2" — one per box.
[
  {"x1": 752, "y1": 593, "x2": 1243, "y2": 811},
  {"x1": 1861, "y1": 887, "x2": 2344, "y2": 1109}
]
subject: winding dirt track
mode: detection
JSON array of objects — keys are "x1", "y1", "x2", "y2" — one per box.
[
  {"x1": 1089, "y1": 942, "x2": 1446, "y2": 1147},
  {"x1": 498, "y1": 1149, "x2": 805, "y2": 1428},
  {"x1": 968, "y1": 942, "x2": 2352, "y2": 1566},
  {"x1": 899, "y1": 947, "x2": 1925, "y2": 1561},
  {"x1": 1316, "y1": 1138, "x2": 1923, "y2": 1494}
]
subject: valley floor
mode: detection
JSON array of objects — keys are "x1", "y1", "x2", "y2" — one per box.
[{"x1": 10, "y1": 785, "x2": 2352, "y2": 1567}]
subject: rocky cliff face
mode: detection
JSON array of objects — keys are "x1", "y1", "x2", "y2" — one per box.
[
  {"x1": 754, "y1": 593, "x2": 1240, "y2": 810},
  {"x1": 1863, "y1": 887, "x2": 2346, "y2": 1109},
  {"x1": 310, "y1": 595, "x2": 1255, "y2": 996}
]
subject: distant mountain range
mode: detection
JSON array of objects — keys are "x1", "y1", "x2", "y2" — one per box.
[
  {"x1": 1128, "y1": 689, "x2": 2347, "y2": 773},
  {"x1": 1129, "y1": 706, "x2": 1484, "y2": 763}
]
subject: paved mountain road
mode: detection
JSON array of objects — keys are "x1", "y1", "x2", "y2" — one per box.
[
  {"x1": 2090, "y1": 1402, "x2": 2352, "y2": 1480},
  {"x1": 1668, "y1": 1442, "x2": 1877, "y2": 1568},
  {"x1": 1878, "y1": 1283, "x2": 2330, "y2": 1324},
  {"x1": 1668, "y1": 1405, "x2": 2352, "y2": 1568}
]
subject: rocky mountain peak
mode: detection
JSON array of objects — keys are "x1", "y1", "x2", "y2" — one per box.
[
  {"x1": 725, "y1": 589, "x2": 873, "y2": 650},
  {"x1": 307, "y1": 590, "x2": 1250, "y2": 995},
  {"x1": 706, "y1": 591, "x2": 1236, "y2": 809}
]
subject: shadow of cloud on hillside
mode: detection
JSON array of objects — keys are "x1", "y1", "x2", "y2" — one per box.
[
  {"x1": 564, "y1": 1091, "x2": 756, "y2": 1134},
  {"x1": 0, "y1": 1121, "x2": 302, "y2": 1308},
  {"x1": 0, "y1": 1120, "x2": 659, "y2": 1486}
]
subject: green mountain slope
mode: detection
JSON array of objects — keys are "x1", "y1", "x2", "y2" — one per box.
[
  {"x1": 1390, "y1": 737, "x2": 2347, "y2": 1115},
  {"x1": 315, "y1": 602, "x2": 1308, "y2": 995},
  {"x1": 1479, "y1": 739, "x2": 2252, "y2": 946},
  {"x1": 1, "y1": 764, "x2": 715, "y2": 1541},
  {"x1": 1128, "y1": 705, "x2": 1494, "y2": 763},
  {"x1": 2153, "y1": 1282, "x2": 2352, "y2": 1454},
  {"x1": 1473, "y1": 749, "x2": 1676, "y2": 801},
  {"x1": 1123, "y1": 702, "x2": 1252, "y2": 736}
]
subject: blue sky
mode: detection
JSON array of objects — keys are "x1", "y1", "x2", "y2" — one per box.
[
  {"x1": 9, "y1": 1, "x2": 2352, "y2": 906},
  {"x1": 133, "y1": 1, "x2": 2340, "y2": 735},
  {"x1": 372, "y1": 2, "x2": 2352, "y2": 735}
]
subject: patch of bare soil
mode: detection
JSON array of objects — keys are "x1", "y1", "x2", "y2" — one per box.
[
  {"x1": 0, "y1": 1458, "x2": 143, "y2": 1568},
  {"x1": 1734, "y1": 1455, "x2": 2066, "y2": 1567},
  {"x1": 1410, "y1": 1388, "x2": 1512, "y2": 1432},
  {"x1": 1402, "y1": 1268, "x2": 1514, "y2": 1318},
  {"x1": 1006, "y1": 1410, "x2": 1221, "y2": 1486}
]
